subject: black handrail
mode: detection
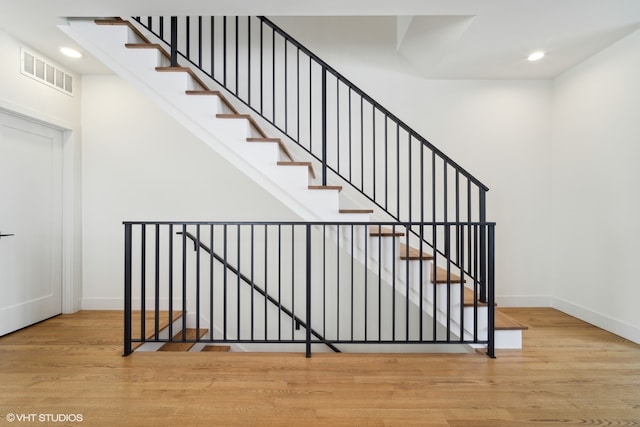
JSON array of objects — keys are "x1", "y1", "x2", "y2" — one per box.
[
  {"x1": 177, "y1": 230, "x2": 341, "y2": 353},
  {"x1": 258, "y1": 16, "x2": 488, "y2": 191}
]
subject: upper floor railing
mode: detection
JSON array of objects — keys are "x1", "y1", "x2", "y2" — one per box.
[
  {"x1": 123, "y1": 221, "x2": 495, "y2": 358},
  {"x1": 131, "y1": 16, "x2": 491, "y2": 301}
]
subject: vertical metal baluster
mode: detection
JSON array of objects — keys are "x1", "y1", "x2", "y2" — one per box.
[
  {"x1": 336, "y1": 78, "x2": 340, "y2": 175},
  {"x1": 384, "y1": 115, "x2": 388, "y2": 211},
  {"x1": 480, "y1": 189, "x2": 487, "y2": 303},
  {"x1": 309, "y1": 58, "x2": 312, "y2": 157},
  {"x1": 392, "y1": 224, "x2": 396, "y2": 342},
  {"x1": 336, "y1": 225, "x2": 340, "y2": 341},
  {"x1": 160, "y1": 16, "x2": 164, "y2": 39},
  {"x1": 396, "y1": 123, "x2": 400, "y2": 218},
  {"x1": 210, "y1": 224, "x2": 214, "y2": 342},
  {"x1": 123, "y1": 223, "x2": 132, "y2": 356},
  {"x1": 198, "y1": 16, "x2": 202, "y2": 68},
  {"x1": 467, "y1": 179, "x2": 472, "y2": 277},
  {"x1": 272, "y1": 28, "x2": 275, "y2": 123},
  {"x1": 405, "y1": 223, "x2": 410, "y2": 342},
  {"x1": 250, "y1": 224, "x2": 255, "y2": 341},
  {"x1": 456, "y1": 170, "x2": 460, "y2": 266},
  {"x1": 348, "y1": 89, "x2": 352, "y2": 181},
  {"x1": 170, "y1": 17, "x2": 177, "y2": 67},
  {"x1": 360, "y1": 97, "x2": 364, "y2": 191},
  {"x1": 284, "y1": 39, "x2": 288, "y2": 133},
  {"x1": 223, "y1": 16, "x2": 227, "y2": 87},
  {"x1": 322, "y1": 225, "x2": 326, "y2": 340},
  {"x1": 196, "y1": 224, "x2": 201, "y2": 339},
  {"x1": 419, "y1": 138, "x2": 424, "y2": 341},
  {"x1": 223, "y1": 224, "x2": 227, "y2": 341},
  {"x1": 237, "y1": 225, "x2": 241, "y2": 341},
  {"x1": 168, "y1": 224, "x2": 173, "y2": 340},
  {"x1": 235, "y1": 16, "x2": 239, "y2": 95},
  {"x1": 155, "y1": 224, "x2": 160, "y2": 340},
  {"x1": 372, "y1": 106, "x2": 376, "y2": 200},
  {"x1": 350, "y1": 225, "x2": 354, "y2": 341},
  {"x1": 291, "y1": 226, "x2": 295, "y2": 339},
  {"x1": 247, "y1": 17, "x2": 251, "y2": 106},
  {"x1": 296, "y1": 48, "x2": 300, "y2": 145},
  {"x1": 445, "y1": 224, "x2": 451, "y2": 342},
  {"x1": 321, "y1": 67, "x2": 327, "y2": 185},
  {"x1": 260, "y1": 20, "x2": 263, "y2": 114},
  {"x1": 181, "y1": 224, "x2": 187, "y2": 341},
  {"x1": 305, "y1": 224, "x2": 312, "y2": 358},
  {"x1": 432, "y1": 154, "x2": 437, "y2": 340},
  {"x1": 186, "y1": 16, "x2": 191, "y2": 63},
  {"x1": 364, "y1": 223, "x2": 368, "y2": 341},
  {"x1": 140, "y1": 224, "x2": 146, "y2": 342},
  {"x1": 377, "y1": 222, "x2": 382, "y2": 342},
  {"x1": 408, "y1": 131, "x2": 413, "y2": 225},
  {"x1": 264, "y1": 224, "x2": 268, "y2": 339},
  {"x1": 211, "y1": 17, "x2": 215, "y2": 80},
  {"x1": 278, "y1": 224, "x2": 282, "y2": 341}
]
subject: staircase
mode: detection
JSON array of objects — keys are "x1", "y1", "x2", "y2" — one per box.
[{"x1": 60, "y1": 17, "x2": 526, "y2": 355}]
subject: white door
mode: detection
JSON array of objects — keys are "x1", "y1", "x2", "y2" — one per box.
[{"x1": 0, "y1": 110, "x2": 63, "y2": 336}]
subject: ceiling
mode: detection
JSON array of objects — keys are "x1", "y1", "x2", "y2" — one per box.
[{"x1": 0, "y1": 0, "x2": 639, "y2": 79}]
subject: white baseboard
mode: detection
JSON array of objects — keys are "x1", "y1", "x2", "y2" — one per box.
[{"x1": 552, "y1": 297, "x2": 640, "y2": 345}]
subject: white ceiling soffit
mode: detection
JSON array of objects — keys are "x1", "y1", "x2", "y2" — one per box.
[{"x1": 396, "y1": 15, "x2": 476, "y2": 78}]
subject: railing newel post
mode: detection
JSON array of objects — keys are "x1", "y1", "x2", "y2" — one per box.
[
  {"x1": 487, "y1": 223, "x2": 496, "y2": 358},
  {"x1": 123, "y1": 223, "x2": 133, "y2": 357}
]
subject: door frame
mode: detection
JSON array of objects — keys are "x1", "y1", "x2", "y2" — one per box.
[{"x1": 0, "y1": 104, "x2": 81, "y2": 314}]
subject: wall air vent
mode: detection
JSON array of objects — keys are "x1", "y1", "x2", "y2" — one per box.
[{"x1": 21, "y1": 48, "x2": 74, "y2": 96}]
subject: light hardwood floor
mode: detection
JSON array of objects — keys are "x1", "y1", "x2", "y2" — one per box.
[{"x1": 0, "y1": 308, "x2": 639, "y2": 426}]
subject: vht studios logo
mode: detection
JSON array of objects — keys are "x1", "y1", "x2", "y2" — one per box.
[{"x1": 5, "y1": 413, "x2": 84, "y2": 423}]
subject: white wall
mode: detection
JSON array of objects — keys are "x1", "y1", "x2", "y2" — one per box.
[
  {"x1": 0, "y1": 29, "x2": 83, "y2": 313},
  {"x1": 0, "y1": 30, "x2": 80, "y2": 129},
  {"x1": 80, "y1": 75, "x2": 300, "y2": 309},
  {"x1": 269, "y1": 18, "x2": 555, "y2": 306},
  {"x1": 551, "y1": 29, "x2": 640, "y2": 343}
]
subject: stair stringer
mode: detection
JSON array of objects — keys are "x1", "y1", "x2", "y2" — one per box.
[{"x1": 59, "y1": 19, "x2": 369, "y2": 223}]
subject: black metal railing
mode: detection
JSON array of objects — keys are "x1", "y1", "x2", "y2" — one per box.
[
  {"x1": 124, "y1": 221, "x2": 495, "y2": 357},
  {"x1": 130, "y1": 16, "x2": 491, "y2": 302}
]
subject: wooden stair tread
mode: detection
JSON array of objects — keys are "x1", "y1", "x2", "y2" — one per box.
[
  {"x1": 215, "y1": 113, "x2": 267, "y2": 138},
  {"x1": 158, "y1": 328, "x2": 208, "y2": 352},
  {"x1": 95, "y1": 19, "x2": 151, "y2": 46},
  {"x1": 432, "y1": 265, "x2": 464, "y2": 283},
  {"x1": 462, "y1": 287, "x2": 488, "y2": 307},
  {"x1": 277, "y1": 161, "x2": 316, "y2": 179},
  {"x1": 125, "y1": 43, "x2": 171, "y2": 62},
  {"x1": 155, "y1": 66, "x2": 211, "y2": 92},
  {"x1": 185, "y1": 90, "x2": 239, "y2": 114},
  {"x1": 495, "y1": 309, "x2": 529, "y2": 331},
  {"x1": 308, "y1": 185, "x2": 343, "y2": 192},
  {"x1": 201, "y1": 345, "x2": 231, "y2": 352},
  {"x1": 339, "y1": 209, "x2": 374, "y2": 214},
  {"x1": 369, "y1": 226, "x2": 405, "y2": 237},
  {"x1": 130, "y1": 311, "x2": 183, "y2": 351},
  {"x1": 246, "y1": 137, "x2": 294, "y2": 162},
  {"x1": 399, "y1": 243, "x2": 433, "y2": 260}
]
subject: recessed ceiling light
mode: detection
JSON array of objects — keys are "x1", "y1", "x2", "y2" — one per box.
[
  {"x1": 60, "y1": 47, "x2": 82, "y2": 59},
  {"x1": 528, "y1": 51, "x2": 545, "y2": 62}
]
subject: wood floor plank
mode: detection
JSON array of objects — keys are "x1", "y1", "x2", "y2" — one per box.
[{"x1": 0, "y1": 309, "x2": 638, "y2": 426}]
